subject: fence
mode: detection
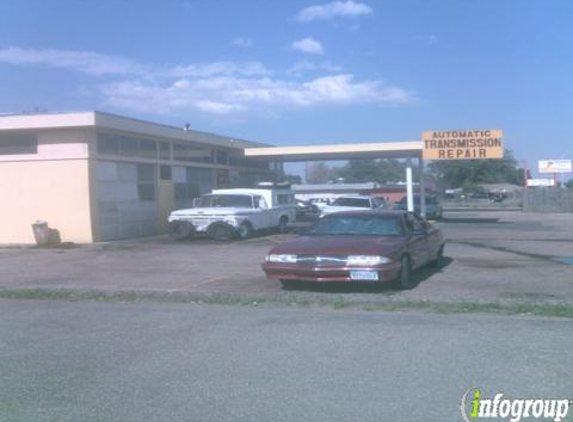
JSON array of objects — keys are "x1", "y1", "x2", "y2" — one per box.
[{"x1": 522, "y1": 188, "x2": 573, "y2": 212}]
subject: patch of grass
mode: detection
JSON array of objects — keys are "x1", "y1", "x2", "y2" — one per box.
[
  {"x1": 361, "y1": 301, "x2": 573, "y2": 318},
  {"x1": 332, "y1": 301, "x2": 351, "y2": 310},
  {"x1": 1, "y1": 288, "x2": 573, "y2": 318}
]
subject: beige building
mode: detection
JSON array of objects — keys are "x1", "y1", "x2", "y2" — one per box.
[{"x1": 0, "y1": 111, "x2": 271, "y2": 244}]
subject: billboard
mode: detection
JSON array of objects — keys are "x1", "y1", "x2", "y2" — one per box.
[
  {"x1": 538, "y1": 160, "x2": 572, "y2": 174},
  {"x1": 526, "y1": 178, "x2": 555, "y2": 187},
  {"x1": 422, "y1": 130, "x2": 503, "y2": 160}
]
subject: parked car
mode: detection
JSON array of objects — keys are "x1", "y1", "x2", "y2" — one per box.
[
  {"x1": 295, "y1": 199, "x2": 319, "y2": 218},
  {"x1": 488, "y1": 192, "x2": 507, "y2": 203},
  {"x1": 168, "y1": 185, "x2": 296, "y2": 241},
  {"x1": 319, "y1": 195, "x2": 387, "y2": 216},
  {"x1": 393, "y1": 195, "x2": 443, "y2": 220},
  {"x1": 262, "y1": 210, "x2": 445, "y2": 290}
]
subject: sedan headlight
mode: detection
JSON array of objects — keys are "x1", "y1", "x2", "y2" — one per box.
[
  {"x1": 346, "y1": 255, "x2": 390, "y2": 266},
  {"x1": 266, "y1": 254, "x2": 298, "y2": 263}
]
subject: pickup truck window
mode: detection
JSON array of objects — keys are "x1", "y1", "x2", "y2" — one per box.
[
  {"x1": 276, "y1": 194, "x2": 294, "y2": 205},
  {"x1": 254, "y1": 196, "x2": 269, "y2": 209},
  {"x1": 196, "y1": 194, "x2": 254, "y2": 208}
]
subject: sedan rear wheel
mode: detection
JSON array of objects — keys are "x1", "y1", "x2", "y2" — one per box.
[{"x1": 431, "y1": 244, "x2": 445, "y2": 268}]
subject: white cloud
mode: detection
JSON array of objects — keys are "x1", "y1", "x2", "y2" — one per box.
[
  {"x1": 0, "y1": 46, "x2": 147, "y2": 76},
  {"x1": 0, "y1": 46, "x2": 415, "y2": 116},
  {"x1": 288, "y1": 59, "x2": 342, "y2": 75},
  {"x1": 167, "y1": 61, "x2": 269, "y2": 78},
  {"x1": 100, "y1": 73, "x2": 415, "y2": 115},
  {"x1": 296, "y1": 1, "x2": 373, "y2": 22},
  {"x1": 292, "y1": 38, "x2": 324, "y2": 55},
  {"x1": 231, "y1": 37, "x2": 253, "y2": 48},
  {"x1": 415, "y1": 34, "x2": 438, "y2": 45},
  {"x1": 0, "y1": 47, "x2": 269, "y2": 79}
]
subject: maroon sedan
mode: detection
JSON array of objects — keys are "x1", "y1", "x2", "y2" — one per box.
[{"x1": 262, "y1": 211, "x2": 445, "y2": 289}]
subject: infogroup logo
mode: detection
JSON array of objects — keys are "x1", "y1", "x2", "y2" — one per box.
[{"x1": 460, "y1": 388, "x2": 572, "y2": 422}]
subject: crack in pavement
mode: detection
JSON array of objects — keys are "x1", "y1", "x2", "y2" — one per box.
[{"x1": 448, "y1": 240, "x2": 568, "y2": 264}]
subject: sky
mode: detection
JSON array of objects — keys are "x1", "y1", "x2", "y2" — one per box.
[{"x1": 1, "y1": 0, "x2": 572, "y2": 180}]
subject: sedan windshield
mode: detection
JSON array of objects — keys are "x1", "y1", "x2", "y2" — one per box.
[
  {"x1": 308, "y1": 215, "x2": 403, "y2": 236},
  {"x1": 197, "y1": 195, "x2": 253, "y2": 208},
  {"x1": 331, "y1": 197, "x2": 370, "y2": 208}
]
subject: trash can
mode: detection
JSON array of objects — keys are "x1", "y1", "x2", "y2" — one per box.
[{"x1": 31, "y1": 221, "x2": 50, "y2": 246}]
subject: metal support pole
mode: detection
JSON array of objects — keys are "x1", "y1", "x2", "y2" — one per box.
[
  {"x1": 406, "y1": 157, "x2": 414, "y2": 212},
  {"x1": 419, "y1": 156, "x2": 426, "y2": 217}
]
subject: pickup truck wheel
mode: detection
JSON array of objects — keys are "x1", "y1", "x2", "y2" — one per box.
[
  {"x1": 207, "y1": 222, "x2": 233, "y2": 241},
  {"x1": 277, "y1": 216, "x2": 288, "y2": 233},
  {"x1": 395, "y1": 255, "x2": 415, "y2": 290},
  {"x1": 168, "y1": 221, "x2": 194, "y2": 241},
  {"x1": 236, "y1": 222, "x2": 252, "y2": 240}
]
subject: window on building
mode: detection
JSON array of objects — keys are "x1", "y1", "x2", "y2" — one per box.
[
  {"x1": 159, "y1": 142, "x2": 170, "y2": 160},
  {"x1": 139, "y1": 139, "x2": 157, "y2": 159},
  {"x1": 160, "y1": 165, "x2": 172, "y2": 181},
  {"x1": 174, "y1": 183, "x2": 200, "y2": 201},
  {"x1": 97, "y1": 133, "x2": 158, "y2": 160},
  {"x1": 137, "y1": 163, "x2": 155, "y2": 201},
  {"x1": 173, "y1": 143, "x2": 213, "y2": 163},
  {"x1": 119, "y1": 136, "x2": 139, "y2": 157},
  {"x1": 215, "y1": 149, "x2": 229, "y2": 165},
  {"x1": 187, "y1": 167, "x2": 213, "y2": 184},
  {"x1": 0, "y1": 133, "x2": 38, "y2": 155},
  {"x1": 97, "y1": 133, "x2": 120, "y2": 155}
]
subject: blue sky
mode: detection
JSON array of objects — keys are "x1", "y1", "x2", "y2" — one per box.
[{"x1": 1, "y1": 0, "x2": 572, "y2": 179}]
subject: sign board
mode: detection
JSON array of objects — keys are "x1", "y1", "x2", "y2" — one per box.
[
  {"x1": 526, "y1": 178, "x2": 555, "y2": 187},
  {"x1": 538, "y1": 159, "x2": 572, "y2": 174},
  {"x1": 422, "y1": 130, "x2": 503, "y2": 160}
]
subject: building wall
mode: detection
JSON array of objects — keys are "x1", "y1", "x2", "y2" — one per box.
[
  {"x1": 0, "y1": 159, "x2": 93, "y2": 243},
  {"x1": 0, "y1": 128, "x2": 94, "y2": 244}
]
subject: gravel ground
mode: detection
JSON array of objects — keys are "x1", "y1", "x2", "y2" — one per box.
[{"x1": 1, "y1": 210, "x2": 572, "y2": 307}]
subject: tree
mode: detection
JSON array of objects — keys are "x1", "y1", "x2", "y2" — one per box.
[
  {"x1": 306, "y1": 162, "x2": 330, "y2": 184},
  {"x1": 428, "y1": 149, "x2": 523, "y2": 188},
  {"x1": 566, "y1": 179, "x2": 573, "y2": 189},
  {"x1": 330, "y1": 158, "x2": 410, "y2": 183},
  {"x1": 282, "y1": 174, "x2": 302, "y2": 184}
]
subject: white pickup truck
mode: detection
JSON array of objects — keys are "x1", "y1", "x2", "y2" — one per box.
[
  {"x1": 319, "y1": 195, "x2": 387, "y2": 216},
  {"x1": 168, "y1": 186, "x2": 297, "y2": 240}
]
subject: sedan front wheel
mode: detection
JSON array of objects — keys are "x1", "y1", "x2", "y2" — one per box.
[{"x1": 395, "y1": 255, "x2": 415, "y2": 290}]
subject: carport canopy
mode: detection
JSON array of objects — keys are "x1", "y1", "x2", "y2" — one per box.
[
  {"x1": 244, "y1": 141, "x2": 422, "y2": 162},
  {"x1": 244, "y1": 141, "x2": 427, "y2": 216}
]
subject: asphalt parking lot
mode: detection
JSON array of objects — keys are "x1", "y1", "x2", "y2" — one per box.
[{"x1": 1, "y1": 211, "x2": 572, "y2": 306}]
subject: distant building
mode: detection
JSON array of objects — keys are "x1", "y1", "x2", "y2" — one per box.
[
  {"x1": 478, "y1": 183, "x2": 523, "y2": 194},
  {"x1": 293, "y1": 181, "x2": 436, "y2": 203},
  {"x1": 293, "y1": 182, "x2": 380, "y2": 202}
]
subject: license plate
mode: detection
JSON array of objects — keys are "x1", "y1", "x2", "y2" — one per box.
[{"x1": 350, "y1": 270, "x2": 379, "y2": 281}]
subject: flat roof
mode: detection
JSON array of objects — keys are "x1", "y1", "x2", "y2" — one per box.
[
  {"x1": 0, "y1": 111, "x2": 268, "y2": 150},
  {"x1": 244, "y1": 141, "x2": 423, "y2": 161},
  {"x1": 1, "y1": 111, "x2": 424, "y2": 160}
]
